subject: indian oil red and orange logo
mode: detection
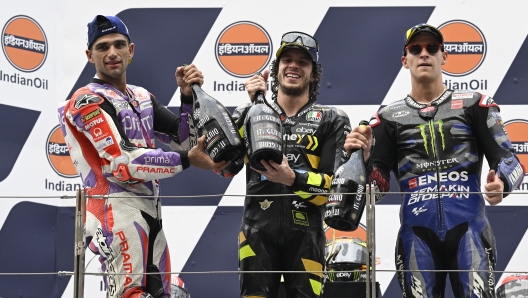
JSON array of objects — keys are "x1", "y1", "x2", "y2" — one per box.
[
  {"x1": 215, "y1": 21, "x2": 272, "y2": 78},
  {"x1": 438, "y1": 20, "x2": 486, "y2": 77},
  {"x1": 504, "y1": 119, "x2": 528, "y2": 176},
  {"x1": 1, "y1": 15, "x2": 48, "y2": 72},
  {"x1": 46, "y1": 125, "x2": 78, "y2": 178}
]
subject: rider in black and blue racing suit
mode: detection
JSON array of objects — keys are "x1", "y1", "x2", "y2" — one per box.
[{"x1": 346, "y1": 23, "x2": 525, "y2": 298}]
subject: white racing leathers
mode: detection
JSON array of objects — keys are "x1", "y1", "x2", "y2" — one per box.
[{"x1": 59, "y1": 78, "x2": 196, "y2": 298}]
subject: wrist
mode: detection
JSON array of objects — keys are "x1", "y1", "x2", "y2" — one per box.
[{"x1": 288, "y1": 170, "x2": 299, "y2": 187}]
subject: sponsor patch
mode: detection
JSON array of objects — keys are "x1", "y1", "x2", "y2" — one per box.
[
  {"x1": 409, "y1": 178, "x2": 417, "y2": 189},
  {"x1": 292, "y1": 210, "x2": 309, "y2": 226},
  {"x1": 392, "y1": 110, "x2": 410, "y2": 118},
  {"x1": 259, "y1": 199, "x2": 273, "y2": 210},
  {"x1": 451, "y1": 100, "x2": 463, "y2": 109},
  {"x1": 82, "y1": 109, "x2": 101, "y2": 122},
  {"x1": 95, "y1": 136, "x2": 114, "y2": 150},
  {"x1": 306, "y1": 111, "x2": 322, "y2": 122},
  {"x1": 452, "y1": 92, "x2": 473, "y2": 99}
]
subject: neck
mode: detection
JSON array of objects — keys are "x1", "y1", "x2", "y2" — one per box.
[
  {"x1": 97, "y1": 72, "x2": 127, "y2": 94},
  {"x1": 277, "y1": 92, "x2": 309, "y2": 117},
  {"x1": 409, "y1": 79, "x2": 446, "y2": 105}
]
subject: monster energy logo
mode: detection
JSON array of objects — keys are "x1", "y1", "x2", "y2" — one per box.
[{"x1": 417, "y1": 120, "x2": 445, "y2": 156}]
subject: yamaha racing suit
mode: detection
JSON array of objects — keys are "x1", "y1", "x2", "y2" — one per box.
[
  {"x1": 220, "y1": 100, "x2": 350, "y2": 298},
  {"x1": 367, "y1": 89, "x2": 524, "y2": 298},
  {"x1": 59, "y1": 78, "x2": 196, "y2": 298}
]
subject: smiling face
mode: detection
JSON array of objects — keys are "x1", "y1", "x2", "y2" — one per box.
[
  {"x1": 277, "y1": 48, "x2": 314, "y2": 98},
  {"x1": 86, "y1": 33, "x2": 134, "y2": 85},
  {"x1": 402, "y1": 33, "x2": 448, "y2": 84}
]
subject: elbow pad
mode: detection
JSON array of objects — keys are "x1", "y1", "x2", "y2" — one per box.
[
  {"x1": 112, "y1": 155, "x2": 144, "y2": 184},
  {"x1": 496, "y1": 153, "x2": 525, "y2": 194}
]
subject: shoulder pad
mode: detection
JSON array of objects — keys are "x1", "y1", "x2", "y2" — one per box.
[
  {"x1": 335, "y1": 107, "x2": 349, "y2": 118},
  {"x1": 72, "y1": 91, "x2": 103, "y2": 110},
  {"x1": 379, "y1": 100, "x2": 406, "y2": 115},
  {"x1": 369, "y1": 112, "x2": 381, "y2": 127},
  {"x1": 478, "y1": 93, "x2": 499, "y2": 108}
]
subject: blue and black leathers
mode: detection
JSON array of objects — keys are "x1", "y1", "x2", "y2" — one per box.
[{"x1": 367, "y1": 89, "x2": 524, "y2": 298}]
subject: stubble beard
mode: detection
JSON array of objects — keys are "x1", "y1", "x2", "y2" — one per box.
[{"x1": 279, "y1": 81, "x2": 310, "y2": 97}]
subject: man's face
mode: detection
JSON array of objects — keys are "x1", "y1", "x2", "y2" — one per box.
[
  {"x1": 277, "y1": 48, "x2": 314, "y2": 97},
  {"x1": 402, "y1": 34, "x2": 447, "y2": 83},
  {"x1": 86, "y1": 33, "x2": 134, "y2": 81}
]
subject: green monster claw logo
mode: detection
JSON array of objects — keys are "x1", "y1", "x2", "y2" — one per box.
[{"x1": 417, "y1": 120, "x2": 446, "y2": 156}]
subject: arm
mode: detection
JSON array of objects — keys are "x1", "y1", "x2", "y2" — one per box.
[
  {"x1": 151, "y1": 94, "x2": 196, "y2": 151},
  {"x1": 65, "y1": 89, "x2": 189, "y2": 184},
  {"x1": 256, "y1": 108, "x2": 350, "y2": 206},
  {"x1": 467, "y1": 94, "x2": 525, "y2": 204},
  {"x1": 152, "y1": 63, "x2": 204, "y2": 151},
  {"x1": 365, "y1": 111, "x2": 396, "y2": 202}
]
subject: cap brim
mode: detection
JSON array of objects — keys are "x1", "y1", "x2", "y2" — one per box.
[{"x1": 406, "y1": 27, "x2": 443, "y2": 45}]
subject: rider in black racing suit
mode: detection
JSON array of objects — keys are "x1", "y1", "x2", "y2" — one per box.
[
  {"x1": 228, "y1": 99, "x2": 350, "y2": 298},
  {"x1": 367, "y1": 89, "x2": 524, "y2": 297},
  {"x1": 217, "y1": 32, "x2": 351, "y2": 298}
]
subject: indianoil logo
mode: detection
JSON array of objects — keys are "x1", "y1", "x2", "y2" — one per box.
[
  {"x1": 215, "y1": 21, "x2": 272, "y2": 78},
  {"x1": 438, "y1": 20, "x2": 486, "y2": 77},
  {"x1": 1, "y1": 15, "x2": 48, "y2": 72},
  {"x1": 504, "y1": 119, "x2": 528, "y2": 176},
  {"x1": 46, "y1": 125, "x2": 78, "y2": 178}
]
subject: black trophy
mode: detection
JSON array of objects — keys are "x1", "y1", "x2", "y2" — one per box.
[
  {"x1": 244, "y1": 91, "x2": 282, "y2": 171},
  {"x1": 324, "y1": 121, "x2": 369, "y2": 231},
  {"x1": 191, "y1": 84, "x2": 245, "y2": 163}
]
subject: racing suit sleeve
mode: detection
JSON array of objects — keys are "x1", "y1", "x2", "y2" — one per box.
[
  {"x1": 150, "y1": 93, "x2": 196, "y2": 151},
  {"x1": 289, "y1": 108, "x2": 351, "y2": 206},
  {"x1": 366, "y1": 111, "x2": 396, "y2": 202},
  {"x1": 466, "y1": 94, "x2": 524, "y2": 195},
  {"x1": 64, "y1": 88, "x2": 190, "y2": 184}
]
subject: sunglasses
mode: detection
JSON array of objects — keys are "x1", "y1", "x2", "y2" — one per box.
[
  {"x1": 405, "y1": 43, "x2": 442, "y2": 56},
  {"x1": 277, "y1": 31, "x2": 319, "y2": 61}
]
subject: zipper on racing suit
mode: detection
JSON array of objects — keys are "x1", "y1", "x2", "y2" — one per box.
[
  {"x1": 425, "y1": 118, "x2": 446, "y2": 235},
  {"x1": 279, "y1": 119, "x2": 292, "y2": 238}
]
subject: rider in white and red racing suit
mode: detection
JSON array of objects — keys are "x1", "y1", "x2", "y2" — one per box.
[
  {"x1": 219, "y1": 99, "x2": 350, "y2": 298},
  {"x1": 367, "y1": 89, "x2": 524, "y2": 297},
  {"x1": 59, "y1": 78, "x2": 196, "y2": 298}
]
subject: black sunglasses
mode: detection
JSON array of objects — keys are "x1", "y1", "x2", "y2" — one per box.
[{"x1": 405, "y1": 43, "x2": 442, "y2": 56}]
